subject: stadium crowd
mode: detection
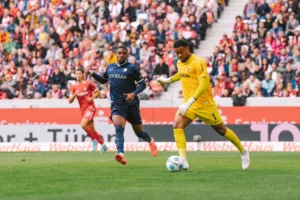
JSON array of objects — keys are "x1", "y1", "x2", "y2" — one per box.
[
  {"x1": 210, "y1": 0, "x2": 300, "y2": 102},
  {"x1": 0, "y1": 0, "x2": 225, "y2": 100}
]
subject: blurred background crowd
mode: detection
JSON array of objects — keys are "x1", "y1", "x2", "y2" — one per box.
[
  {"x1": 0, "y1": 0, "x2": 299, "y2": 102},
  {"x1": 209, "y1": 0, "x2": 300, "y2": 105}
]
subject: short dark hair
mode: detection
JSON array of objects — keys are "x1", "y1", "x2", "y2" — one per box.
[
  {"x1": 173, "y1": 39, "x2": 189, "y2": 48},
  {"x1": 76, "y1": 67, "x2": 84, "y2": 74},
  {"x1": 117, "y1": 45, "x2": 128, "y2": 52}
]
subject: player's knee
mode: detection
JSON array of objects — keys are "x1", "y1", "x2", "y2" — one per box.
[
  {"x1": 115, "y1": 125, "x2": 125, "y2": 135},
  {"x1": 81, "y1": 122, "x2": 88, "y2": 130},
  {"x1": 173, "y1": 121, "x2": 184, "y2": 129},
  {"x1": 216, "y1": 126, "x2": 227, "y2": 136}
]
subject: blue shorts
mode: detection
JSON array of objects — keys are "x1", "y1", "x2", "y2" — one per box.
[{"x1": 110, "y1": 102, "x2": 142, "y2": 125}]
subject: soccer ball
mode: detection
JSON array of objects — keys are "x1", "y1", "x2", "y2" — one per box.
[{"x1": 166, "y1": 156, "x2": 184, "y2": 172}]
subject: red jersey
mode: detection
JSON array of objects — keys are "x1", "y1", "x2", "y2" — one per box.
[{"x1": 71, "y1": 81, "x2": 98, "y2": 113}]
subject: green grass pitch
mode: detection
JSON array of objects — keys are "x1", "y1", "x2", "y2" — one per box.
[{"x1": 0, "y1": 152, "x2": 299, "y2": 200}]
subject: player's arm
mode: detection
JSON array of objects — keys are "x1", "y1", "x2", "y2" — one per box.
[
  {"x1": 156, "y1": 72, "x2": 180, "y2": 86},
  {"x1": 192, "y1": 76, "x2": 210, "y2": 100},
  {"x1": 87, "y1": 83, "x2": 100, "y2": 103},
  {"x1": 87, "y1": 70, "x2": 108, "y2": 84},
  {"x1": 178, "y1": 61, "x2": 209, "y2": 115},
  {"x1": 124, "y1": 66, "x2": 146, "y2": 102},
  {"x1": 133, "y1": 79, "x2": 146, "y2": 95},
  {"x1": 68, "y1": 86, "x2": 77, "y2": 104},
  {"x1": 92, "y1": 88, "x2": 100, "y2": 99}
]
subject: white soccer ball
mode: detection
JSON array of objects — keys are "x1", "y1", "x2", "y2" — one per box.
[{"x1": 166, "y1": 155, "x2": 184, "y2": 172}]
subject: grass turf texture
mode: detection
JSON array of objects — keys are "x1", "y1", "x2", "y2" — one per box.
[{"x1": 0, "y1": 152, "x2": 299, "y2": 200}]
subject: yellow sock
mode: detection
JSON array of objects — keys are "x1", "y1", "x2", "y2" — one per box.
[
  {"x1": 224, "y1": 128, "x2": 245, "y2": 153},
  {"x1": 174, "y1": 128, "x2": 187, "y2": 159}
]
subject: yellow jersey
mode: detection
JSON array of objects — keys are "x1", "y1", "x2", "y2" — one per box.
[{"x1": 177, "y1": 54, "x2": 216, "y2": 109}]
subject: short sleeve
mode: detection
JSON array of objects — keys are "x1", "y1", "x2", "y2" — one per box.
[
  {"x1": 89, "y1": 82, "x2": 98, "y2": 92},
  {"x1": 196, "y1": 59, "x2": 208, "y2": 78},
  {"x1": 132, "y1": 66, "x2": 144, "y2": 83},
  {"x1": 70, "y1": 85, "x2": 75, "y2": 96}
]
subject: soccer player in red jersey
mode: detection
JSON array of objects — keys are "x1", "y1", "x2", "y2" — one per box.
[{"x1": 69, "y1": 68, "x2": 107, "y2": 153}]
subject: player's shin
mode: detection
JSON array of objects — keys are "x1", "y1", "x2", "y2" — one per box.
[
  {"x1": 93, "y1": 131, "x2": 104, "y2": 145},
  {"x1": 85, "y1": 127, "x2": 96, "y2": 141},
  {"x1": 115, "y1": 125, "x2": 125, "y2": 154},
  {"x1": 135, "y1": 130, "x2": 151, "y2": 142},
  {"x1": 173, "y1": 129, "x2": 187, "y2": 159},
  {"x1": 224, "y1": 128, "x2": 245, "y2": 153}
]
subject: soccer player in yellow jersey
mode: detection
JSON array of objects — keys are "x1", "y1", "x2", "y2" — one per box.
[{"x1": 157, "y1": 39, "x2": 250, "y2": 170}]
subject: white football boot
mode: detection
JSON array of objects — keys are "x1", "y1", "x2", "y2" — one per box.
[
  {"x1": 182, "y1": 158, "x2": 189, "y2": 170},
  {"x1": 241, "y1": 149, "x2": 250, "y2": 170}
]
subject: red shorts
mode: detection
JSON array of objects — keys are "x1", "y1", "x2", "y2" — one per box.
[{"x1": 81, "y1": 107, "x2": 96, "y2": 122}]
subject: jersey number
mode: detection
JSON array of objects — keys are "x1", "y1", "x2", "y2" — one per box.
[
  {"x1": 85, "y1": 111, "x2": 92, "y2": 117},
  {"x1": 212, "y1": 113, "x2": 217, "y2": 121}
]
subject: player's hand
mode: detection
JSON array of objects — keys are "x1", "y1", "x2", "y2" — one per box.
[
  {"x1": 85, "y1": 70, "x2": 94, "y2": 75},
  {"x1": 74, "y1": 91, "x2": 79, "y2": 97},
  {"x1": 156, "y1": 77, "x2": 172, "y2": 86},
  {"x1": 86, "y1": 97, "x2": 94, "y2": 103},
  {"x1": 124, "y1": 93, "x2": 135, "y2": 102},
  {"x1": 178, "y1": 97, "x2": 196, "y2": 116}
]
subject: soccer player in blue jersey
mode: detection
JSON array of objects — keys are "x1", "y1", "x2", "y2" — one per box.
[{"x1": 87, "y1": 46, "x2": 158, "y2": 165}]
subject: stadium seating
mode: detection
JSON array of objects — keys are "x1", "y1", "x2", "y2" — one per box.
[
  {"x1": 210, "y1": 0, "x2": 300, "y2": 98},
  {"x1": 0, "y1": 0, "x2": 226, "y2": 100}
]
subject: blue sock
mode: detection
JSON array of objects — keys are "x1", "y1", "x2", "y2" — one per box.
[
  {"x1": 115, "y1": 125, "x2": 125, "y2": 154},
  {"x1": 135, "y1": 130, "x2": 152, "y2": 143}
]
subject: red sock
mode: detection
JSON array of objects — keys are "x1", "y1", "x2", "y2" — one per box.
[
  {"x1": 93, "y1": 131, "x2": 104, "y2": 145},
  {"x1": 85, "y1": 127, "x2": 95, "y2": 140}
]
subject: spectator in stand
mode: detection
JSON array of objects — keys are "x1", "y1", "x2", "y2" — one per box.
[
  {"x1": 243, "y1": 0, "x2": 257, "y2": 19},
  {"x1": 232, "y1": 86, "x2": 247, "y2": 106},
  {"x1": 274, "y1": 82, "x2": 284, "y2": 97},
  {"x1": 256, "y1": 0, "x2": 271, "y2": 19},
  {"x1": 286, "y1": 14, "x2": 299, "y2": 37},
  {"x1": 286, "y1": 82, "x2": 297, "y2": 97},
  {"x1": 262, "y1": 72, "x2": 275, "y2": 97},
  {"x1": 245, "y1": 74, "x2": 260, "y2": 92},
  {"x1": 1, "y1": 73, "x2": 16, "y2": 99},
  {"x1": 234, "y1": 16, "x2": 244, "y2": 34},
  {"x1": 212, "y1": 79, "x2": 224, "y2": 97},
  {"x1": 291, "y1": 72, "x2": 300, "y2": 90},
  {"x1": 219, "y1": 33, "x2": 233, "y2": 51},
  {"x1": 153, "y1": 57, "x2": 169, "y2": 79}
]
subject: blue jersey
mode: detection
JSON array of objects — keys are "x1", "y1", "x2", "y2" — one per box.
[{"x1": 103, "y1": 61, "x2": 144, "y2": 103}]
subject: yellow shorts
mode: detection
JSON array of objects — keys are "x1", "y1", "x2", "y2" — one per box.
[{"x1": 182, "y1": 105, "x2": 223, "y2": 125}]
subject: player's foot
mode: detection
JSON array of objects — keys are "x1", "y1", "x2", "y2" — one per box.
[
  {"x1": 92, "y1": 140, "x2": 98, "y2": 152},
  {"x1": 149, "y1": 137, "x2": 158, "y2": 157},
  {"x1": 114, "y1": 153, "x2": 127, "y2": 165},
  {"x1": 101, "y1": 144, "x2": 108, "y2": 154},
  {"x1": 241, "y1": 149, "x2": 250, "y2": 170},
  {"x1": 182, "y1": 158, "x2": 189, "y2": 170}
]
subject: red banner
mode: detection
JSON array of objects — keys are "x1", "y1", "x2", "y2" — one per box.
[{"x1": 0, "y1": 107, "x2": 299, "y2": 125}]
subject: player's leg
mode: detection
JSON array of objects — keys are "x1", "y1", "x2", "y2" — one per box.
[
  {"x1": 131, "y1": 124, "x2": 158, "y2": 156},
  {"x1": 173, "y1": 112, "x2": 194, "y2": 170},
  {"x1": 199, "y1": 106, "x2": 250, "y2": 170},
  {"x1": 80, "y1": 118, "x2": 97, "y2": 151},
  {"x1": 111, "y1": 115, "x2": 127, "y2": 165},
  {"x1": 81, "y1": 108, "x2": 100, "y2": 152},
  {"x1": 128, "y1": 103, "x2": 158, "y2": 156},
  {"x1": 211, "y1": 122, "x2": 250, "y2": 170},
  {"x1": 88, "y1": 122, "x2": 107, "y2": 153}
]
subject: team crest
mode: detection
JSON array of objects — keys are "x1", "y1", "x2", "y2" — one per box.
[
  {"x1": 186, "y1": 68, "x2": 190, "y2": 73},
  {"x1": 123, "y1": 68, "x2": 127, "y2": 72},
  {"x1": 84, "y1": 87, "x2": 87, "y2": 91}
]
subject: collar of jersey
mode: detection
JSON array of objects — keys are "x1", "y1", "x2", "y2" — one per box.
[{"x1": 116, "y1": 60, "x2": 128, "y2": 67}]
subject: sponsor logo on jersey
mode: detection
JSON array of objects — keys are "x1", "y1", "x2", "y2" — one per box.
[
  {"x1": 179, "y1": 73, "x2": 190, "y2": 78},
  {"x1": 109, "y1": 74, "x2": 127, "y2": 79},
  {"x1": 77, "y1": 91, "x2": 89, "y2": 96}
]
